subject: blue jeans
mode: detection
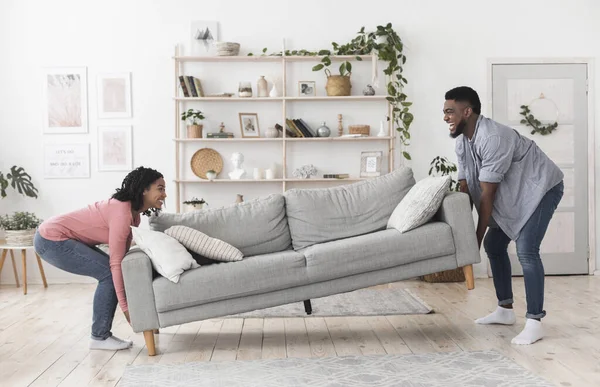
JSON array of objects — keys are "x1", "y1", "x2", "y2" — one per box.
[
  {"x1": 33, "y1": 231, "x2": 118, "y2": 340},
  {"x1": 483, "y1": 181, "x2": 564, "y2": 320}
]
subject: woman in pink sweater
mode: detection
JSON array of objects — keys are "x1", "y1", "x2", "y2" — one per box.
[{"x1": 34, "y1": 166, "x2": 166, "y2": 351}]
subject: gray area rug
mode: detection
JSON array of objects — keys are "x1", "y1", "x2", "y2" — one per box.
[
  {"x1": 226, "y1": 288, "x2": 433, "y2": 318},
  {"x1": 120, "y1": 350, "x2": 552, "y2": 387}
]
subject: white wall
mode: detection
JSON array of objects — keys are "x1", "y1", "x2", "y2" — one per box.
[{"x1": 1, "y1": 0, "x2": 599, "y2": 284}]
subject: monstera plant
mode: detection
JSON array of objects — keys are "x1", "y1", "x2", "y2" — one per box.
[{"x1": 0, "y1": 165, "x2": 39, "y2": 199}]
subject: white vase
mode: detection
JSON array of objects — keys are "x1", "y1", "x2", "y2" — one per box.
[
  {"x1": 269, "y1": 84, "x2": 279, "y2": 98},
  {"x1": 206, "y1": 171, "x2": 217, "y2": 181}
]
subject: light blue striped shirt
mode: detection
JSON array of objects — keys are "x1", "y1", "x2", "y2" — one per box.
[{"x1": 455, "y1": 115, "x2": 563, "y2": 240}]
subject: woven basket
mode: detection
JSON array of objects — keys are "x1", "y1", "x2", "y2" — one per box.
[
  {"x1": 349, "y1": 125, "x2": 370, "y2": 135},
  {"x1": 421, "y1": 268, "x2": 465, "y2": 283},
  {"x1": 324, "y1": 69, "x2": 351, "y2": 96},
  {"x1": 5, "y1": 229, "x2": 36, "y2": 246},
  {"x1": 190, "y1": 148, "x2": 223, "y2": 179},
  {"x1": 187, "y1": 124, "x2": 203, "y2": 138}
]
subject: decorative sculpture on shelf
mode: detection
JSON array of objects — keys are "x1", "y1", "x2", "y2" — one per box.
[
  {"x1": 293, "y1": 164, "x2": 318, "y2": 179},
  {"x1": 228, "y1": 152, "x2": 246, "y2": 180}
]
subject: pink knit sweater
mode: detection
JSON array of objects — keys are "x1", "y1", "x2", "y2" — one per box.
[{"x1": 38, "y1": 199, "x2": 141, "y2": 312}]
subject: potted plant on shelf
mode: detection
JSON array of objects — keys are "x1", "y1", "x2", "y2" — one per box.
[
  {"x1": 181, "y1": 109, "x2": 205, "y2": 138},
  {"x1": 206, "y1": 170, "x2": 217, "y2": 181},
  {"x1": 0, "y1": 212, "x2": 42, "y2": 246},
  {"x1": 182, "y1": 197, "x2": 207, "y2": 212}
]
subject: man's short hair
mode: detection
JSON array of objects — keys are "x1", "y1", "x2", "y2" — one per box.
[{"x1": 445, "y1": 86, "x2": 481, "y2": 114}]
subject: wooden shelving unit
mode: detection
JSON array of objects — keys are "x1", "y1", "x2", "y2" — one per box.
[{"x1": 173, "y1": 47, "x2": 395, "y2": 212}]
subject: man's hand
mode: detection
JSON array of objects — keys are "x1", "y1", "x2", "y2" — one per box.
[{"x1": 476, "y1": 181, "x2": 499, "y2": 250}]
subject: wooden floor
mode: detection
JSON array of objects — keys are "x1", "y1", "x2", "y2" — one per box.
[{"x1": 1, "y1": 276, "x2": 599, "y2": 387}]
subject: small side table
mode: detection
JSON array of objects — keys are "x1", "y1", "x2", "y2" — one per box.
[{"x1": 0, "y1": 240, "x2": 48, "y2": 295}]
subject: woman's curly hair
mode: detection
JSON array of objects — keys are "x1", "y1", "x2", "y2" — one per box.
[{"x1": 112, "y1": 166, "x2": 164, "y2": 216}]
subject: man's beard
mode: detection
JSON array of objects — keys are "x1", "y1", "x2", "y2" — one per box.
[{"x1": 449, "y1": 119, "x2": 467, "y2": 139}]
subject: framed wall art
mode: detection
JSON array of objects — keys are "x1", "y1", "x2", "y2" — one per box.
[
  {"x1": 41, "y1": 67, "x2": 88, "y2": 134},
  {"x1": 298, "y1": 81, "x2": 316, "y2": 97},
  {"x1": 43, "y1": 143, "x2": 90, "y2": 178},
  {"x1": 239, "y1": 113, "x2": 260, "y2": 138},
  {"x1": 97, "y1": 72, "x2": 132, "y2": 118},
  {"x1": 360, "y1": 151, "x2": 382, "y2": 177},
  {"x1": 98, "y1": 125, "x2": 133, "y2": 171}
]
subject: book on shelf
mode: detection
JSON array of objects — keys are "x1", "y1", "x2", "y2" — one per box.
[
  {"x1": 340, "y1": 133, "x2": 369, "y2": 138},
  {"x1": 323, "y1": 174, "x2": 350, "y2": 179},
  {"x1": 179, "y1": 75, "x2": 204, "y2": 97},
  {"x1": 207, "y1": 132, "x2": 234, "y2": 138},
  {"x1": 286, "y1": 118, "x2": 317, "y2": 138}
]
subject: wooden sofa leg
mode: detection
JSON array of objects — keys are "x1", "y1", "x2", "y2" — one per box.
[
  {"x1": 303, "y1": 300, "x2": 313, "y2": 315},
  {"x1": 463, "y1": 264, "x2": 475, "y2": 290},
  {"x1": 143, "y1": 330, "x2": 157, "y2": 356}
]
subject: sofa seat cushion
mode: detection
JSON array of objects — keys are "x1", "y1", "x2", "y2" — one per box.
[
  {"x1": 153, "y1": 250, "x2": 309, "y2": 313},
  {"x1": 148, "y1": 194, "x2": 291, "y2": 256},
  {"x1": 284, "y1": 167, "x2": 416, "y2": 250},
  {"x1": 301, "y1": 222, "x2": 455, "y2": 283}
]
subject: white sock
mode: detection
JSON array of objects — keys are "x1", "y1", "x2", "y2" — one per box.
[
  {"x1": 511, "y1": 318, "x2": 544, "y2": 345},
  {"x1": 474, "y1": 306, "x2": 516, "y2": 325},
  {"x1": 89, "y1": 336, "x2": 133, "y2": 351}
]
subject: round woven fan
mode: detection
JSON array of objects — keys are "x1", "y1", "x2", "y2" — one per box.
[{"x1": 190, "y1": 148, "x2": 223, "y2": 179}]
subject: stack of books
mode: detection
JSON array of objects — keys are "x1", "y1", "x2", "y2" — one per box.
[
  {"x1": 322, "y1": 174, "x2": 350, "y2": 179},
  {"x1": 207, "y1": 132, "x2": 234, "y2": 138}
]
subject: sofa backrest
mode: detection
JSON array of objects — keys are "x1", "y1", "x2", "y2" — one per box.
[
  {"x1": 148, "y1": 194, "x2": 291, "y2": 256},
  {"x1": 284, "y1": 166, "x2": 416, "y2": 250}
]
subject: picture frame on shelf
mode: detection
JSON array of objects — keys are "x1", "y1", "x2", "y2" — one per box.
[
  {"x1": 98, "y1": 125, "x2": 133, "y2": 171},
  {"x1": 190, "y1": 20, "x2": 218, "y2": 56},
  {"x1": 97, "y1": 72, "x2": 132, "y2": 119},
  {"x1": 41, "y1": 66, "x2": 88, "y2": 134},
  {"x1": 298, "y1": 81, "x2": 316, "y2": 97},
  {"x1": 360, "y1": 151, "x2": 382, "y2": 177},
  {"x1": 43, "y1": 143, "x2": 90, "y2": 179},
  {"x1": 239, "y1": 113, "x2": 260, "y2": 138}
]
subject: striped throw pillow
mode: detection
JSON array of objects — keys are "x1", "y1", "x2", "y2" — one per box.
[{"x1": 164, "y1": 225, "x2": 244, "y2": 262}]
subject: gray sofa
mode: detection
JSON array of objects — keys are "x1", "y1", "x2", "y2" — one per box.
[{"x1": 122, "y1": 166, "x2": 480, "y2": 355}]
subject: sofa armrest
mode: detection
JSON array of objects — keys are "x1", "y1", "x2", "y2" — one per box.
[
  {"x1": 122, "y1": 249, "x2": 160, "y2": 333},
  {"x1": 435, "y1": 192, "x2": 481, "y2": 267}
]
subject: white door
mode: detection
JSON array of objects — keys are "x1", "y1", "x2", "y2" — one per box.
[{"x1": 491, "y1": 63, "x2": 588, "y2": 275}]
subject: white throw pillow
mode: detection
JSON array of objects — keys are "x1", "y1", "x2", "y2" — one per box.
[
  {"x1": 387, "y1": 176, "x2": 451, "y2": 233},
  {"x1": 164, "y1": 225, "x2": 244, "y2": 262},
  {"x1": 130, "y1": 226, "x2": 199, "y2": 283}
]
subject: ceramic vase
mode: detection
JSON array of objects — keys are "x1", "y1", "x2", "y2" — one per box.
[{"x1": 257, "y1": 76, "x2": 268, "y2": 97}]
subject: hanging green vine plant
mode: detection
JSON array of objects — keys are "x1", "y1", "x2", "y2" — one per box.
[
  {"x1": 248, "y1": 23, "x2": 414, "y2": 160},
  {"x1": 519, "y1": 105, "x2": 558, "y2": 135}
]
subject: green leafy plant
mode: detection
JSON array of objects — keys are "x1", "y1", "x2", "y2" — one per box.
[
  {"x1": 183, "y1": 197, "x2": 207, "y2": 205},
  {"x1": 0, "y1": 165, "x2": 39, "y2": 199},
  {"x1": 181, "y1": 109, "x2": 205, "y2": 126},
  {"x1": 519, "y1": 105, "x2": 558, "y2": 135},
  {"x1": 247, "y1": 23, "x2": 413, "y2": 159},
  {"x1": 429, "y1": 156, "x2": 460, "y2": 192},
  {"x1": 0, "y1": 211, "x2": 42, "y2": 230}
]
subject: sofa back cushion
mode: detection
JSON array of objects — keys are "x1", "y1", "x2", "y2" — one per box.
[
  {"x1": 284, "y1": 166, "x2": 416, "y2": 250},
  {"x1": 149, "y1": 194, "x2": 291, "y2": 256}
]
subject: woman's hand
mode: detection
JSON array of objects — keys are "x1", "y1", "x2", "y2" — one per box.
[{"x1": 124, "y1": 310, "x2": 131, "y2": 324}]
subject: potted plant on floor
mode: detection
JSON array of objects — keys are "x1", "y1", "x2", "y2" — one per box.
[
  {"x1": 0, "y1": 165, "x2": 39, "y2": 199},
  {"x1": 421, "y1": 156, "x2": 464, "y2": 283},
  {"x1": 181, "y1": 109, "x2": 206, "y2": 138},
  {"x1": 0, "y1": 212, "x2": 42, "y2": 246},
  {"x1": 182, "y1": 197, "x2": 207, "y2": 212}
]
